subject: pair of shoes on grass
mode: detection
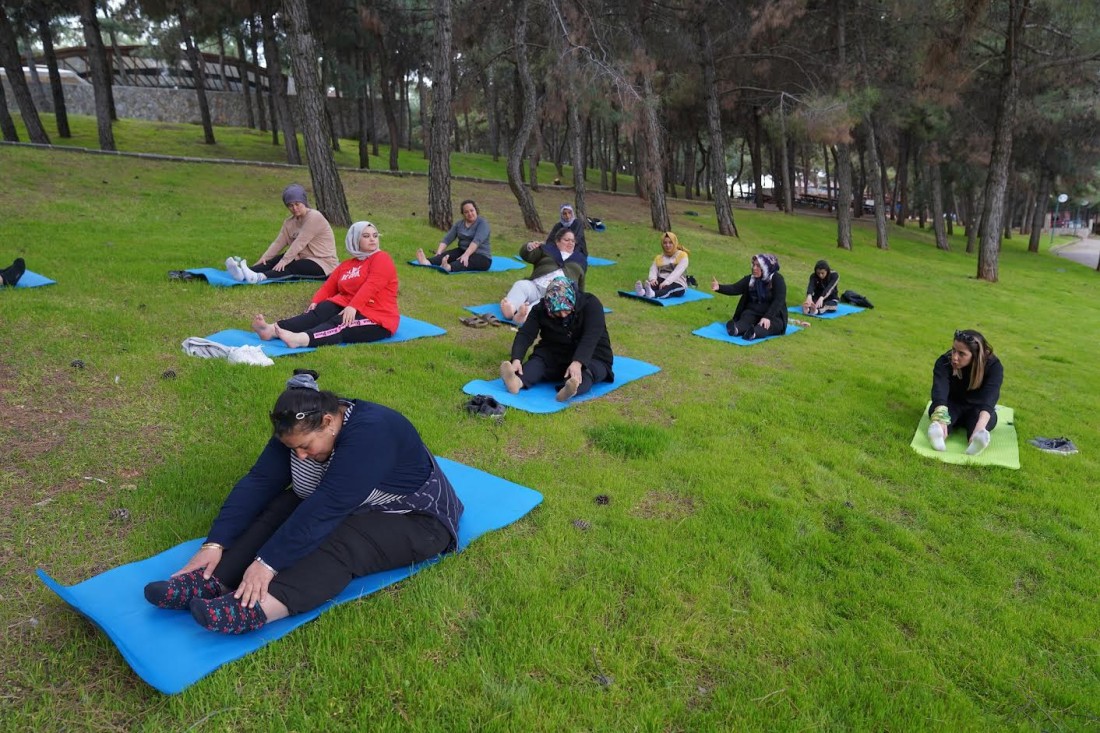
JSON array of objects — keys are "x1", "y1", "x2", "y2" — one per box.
[
  {"x1": 465, "y1": 394, "x2": 505, "y2": 418},
  {"x1": 226, "y1": 257, "x2": 265, "y2": 284},
  {"x1": 460, "y1": 314, "x2": 503, "y2": 328}
]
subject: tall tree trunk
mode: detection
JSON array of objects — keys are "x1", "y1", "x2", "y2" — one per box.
[
  {"x1": 1027, "y1": 171, "x2": 1049, "y2": 253},
  {"x1": 978, "y1": 0, "x2": 1028, "y2": 281},
  {"x1": 966, "y1": 185, "x2": 979, "y2": 254},
  {"x1": 233, "y1": 30, "x2": 256, "y2": 129},
  {"x1": 355, "y1": 44, "x2": 370, "y2": 169},
  {"x1": 751, "y1": 107, "x2": 764, "y2": 208},
  {"x1": 179, "y1": 10, "x2": 216, "y2": 145},
  {"x1": 894, "y1": 129, "x2": 910, "y2": 225},
  {"x1": 506, "y1": 0, "x2": 542, "y2": 231},
  {"x1": 854, "y1": 145, "x2": 866, "y2": 218},
  {"x1": 0, "y1": 79, "x2": 18, "y2": 141},
  {"x1": 569, "y1": 98, "x2": 586, "y2": 221},
  {"x1": 611, "y1": 121, "x2": 619, "y2": 193},
  {"x1": 24, "y1": 37, "x2": 48, "y2": 110},
  {"x1": 865, "y1": 116, "x2": 889, "y2": 249},
  {"x1": 37, "y1": 13, "x2": 71, "y2": 138},
  {"x1": 77, "y1": 0, "x2": 114, "y2": 150},
  {"x1": 930, "y1": 160, "x2": 949, "y2": 251},
  {"x1": 248, "y1": 17, "x2": 267, "y2": 132},
  {"x1": 701, "y1": 20, "x2": 735, "y2": 235},
  {"x1": 371, "y1": 38, "x2": 401, "y2": 171},
  {"x1": 0, "y1": 6, "x2": 49, "y2": 144},
  {"x1": 529, "y1": 121, "x2": 542, "y2": 192},
  {"x1": 427, "y1": 0, "x2": 454, "y2": 230},
  {"x1": 482, "y1": 69, "x2": 500, "y2": 160},
  {"x1": 282, "y1": 0, "x2": 350, "y2": 228},
  {"x1": 261, "y1": 11, "x2": 300, "y2": 163},
  {"x1": 778, "y1": 98, "x2": 793, "y2": 214},
  {"x1": 834, "y1": 145, "x2": 853, "y2": 250}
]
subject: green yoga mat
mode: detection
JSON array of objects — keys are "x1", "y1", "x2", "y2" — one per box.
[{"x1": 910, "y1": 404, "x2": 1020, "y2": 469}]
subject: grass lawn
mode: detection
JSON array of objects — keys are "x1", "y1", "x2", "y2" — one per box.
[{"x1": 0, "y1": 122, "x2": 1098, "y2": 731}]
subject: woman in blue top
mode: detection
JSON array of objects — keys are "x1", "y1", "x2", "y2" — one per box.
[
  {"x1": 416, "y1": 199, "x2": 492, "y2": 272},
  {"x1": 144, "y1": 370, "x2": 464, "y2": 634}
]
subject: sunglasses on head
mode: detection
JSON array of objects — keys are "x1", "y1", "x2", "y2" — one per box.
[{"x1": 954, "y1": 330, "x2": 979, "y2": 346}]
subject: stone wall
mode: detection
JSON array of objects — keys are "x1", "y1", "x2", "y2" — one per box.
[{"x1": 3, "y1": 79, "x2": 390, "y2": 143}]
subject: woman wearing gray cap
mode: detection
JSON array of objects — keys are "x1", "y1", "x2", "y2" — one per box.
[{"x1": 226, "y1": 183, "x2": 339, "y2": 283}]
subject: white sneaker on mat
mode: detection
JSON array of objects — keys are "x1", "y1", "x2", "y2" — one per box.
[
  {"x1": 965, "y1": 429, "x2": 990, "y2": 456},
  {"x1": 928, "y1": 422, "x2": 946, "y2": 451},
  {"x1": 225, "y1": 257, "x2": 245, "y2": 281}
]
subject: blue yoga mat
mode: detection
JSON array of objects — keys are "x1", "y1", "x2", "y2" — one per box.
[
  {"x1": 692, "y1": 321, "x2": 803, "y2": 346},
  {"x1": 462, "y1": 355, "x2": 660, "y2": 414},
  {"x1": 407, "y1": 256, "x2": 525, "y2": 273},
  {"x1": 184, "y1": 268, "x2": 324, "y2": 287},
  {"x1": 617, "y1": 288, "x2": 714, "y2": 306},
  {"x1": 511, "y1": 254, "x2": 616, "y2": 267},
  {"x1": 203, "y1": 316, "x2": 446, "y2": 357},
  {"x1": 37, "y1": 457, "x2": 542, "y2": 695},
  {"x1": 12, "y1": 270, "x2": 56, "y2": 288},
  {"x1": 465, "y1": 302, "x2": 611, "y2": 326},
  {"x1": 787, "y1": 304, "x2": 865, "y2": 319}
]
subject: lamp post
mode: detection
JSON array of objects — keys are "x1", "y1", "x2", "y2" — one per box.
[{"x1": 1050, "y1": 193, "x2": 1069, "y2": 246}]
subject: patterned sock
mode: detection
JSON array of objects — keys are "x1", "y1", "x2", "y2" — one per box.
[
  {"x1": 190, "y1": 593, "x2": 269, "y2": 634},
  {"x1": 144, "y1": 569, "x2": 224, "y2": 610}
]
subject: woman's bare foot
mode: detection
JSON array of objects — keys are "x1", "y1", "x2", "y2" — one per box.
[
  {"x1": 440, "y1": 255, "x2": 452, "y2": 272},
  {"x1": 500, "y1": 298, "x2": 515, "y2": 320},
  {"x1": 415, "y1": 248, "x2": 430, "y2": 265},
  {"x1": 514, "y1": 303, "x2": 531, "y2": 326},
  {"x1": 273, "y1": 324, "x2": 310, "y2": 349},
  {"x1": 251, "y1": 314, "x2": 277, "y2": 340}
]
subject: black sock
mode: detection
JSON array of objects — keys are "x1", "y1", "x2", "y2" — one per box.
[{"x1": 190, "y1": 593, "x2": 269, "y2": 634}]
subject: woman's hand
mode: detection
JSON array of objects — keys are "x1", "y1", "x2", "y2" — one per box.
[
  {"x1": 273, "y1": 259, "x2": 289, "y2": 272},
  {"x1": 511, "y1": 359, "x2": 524, "y2": 376},
  {"x1": 759, "y1": 317, "x2": 771, "y2": 330},
  {"x1": 648, "y1": 278, "x2": 659, "y2": 288},
  {"x1": 458, "y1": 252, "x2": 472, "y2": 267},
  {"x1": 234, "y1": 560, "x2": 275, "y2": 609},
  {"x1": 172, "y1": 546, "x2": 223, "y2": 580},
  {"x1": 435, "y1": 243, "x2": 448, "y2": 255},
  {"x1": 306, "y1": 302, "x2": 317, "y2": 312},
  {"x1": 803, "y1": 295, "x2": 814, "y2": 307},
  {"x1": 341, "y1": 306, "x2": 358, "y2": 325},
  {"x1": 711, "y1": 276, "x2": 720, "y2": 292},
  {"x1": 527, "y1": 241, "x2": 541, "y2": 251},
  {"x1": 565, "y1": 360, "x2": 583, "y2": 384},
  {"x1": 815, "y1": 297, "x2": 824, "y2": 309}
]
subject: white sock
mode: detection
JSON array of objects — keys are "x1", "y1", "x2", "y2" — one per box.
[
  {"x1": 965, "y1": 429, "x2": 990, "y2": 456},
  {"x1": 643, "y1": 283, "x2": 655, "y2": 298},
  {"x1": 240, "y1": 260, "x2": 265, "y2": 284},
  {"x1": 634, "y1": 280, "x2": 645, "y2": 296},
  {"x1": 928, "y1": 422, "x2": 946, "y2": 451},
  {"x1": 225, "y1": 257, "x2": 244, "y2": 281}
]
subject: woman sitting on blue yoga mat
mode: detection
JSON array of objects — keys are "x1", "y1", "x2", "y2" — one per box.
[
  {"x1": 802, "y1": 259, "x2": 839, "y2": 315},
  {"x1": 415, "y1": 198, "x2": 492, "y2": 272},
  {"x1": 224, "y1": 183, "x2": 339, "y2": 283},
  {"x1": 633, "y1": 231, "x2": 689, "y2": 299},
  {"x1": 499, "y1": 276, "x2": 614, "y2": 402},
  {"x1": 500, "y1": 227, "x2": 588, "y2": 326},
  {"x1": 927, "y1": 329, "x2": 1003, "y2": 456},
  {"x1": 144, "y1": 370, "x2": 464, "y2": 634},
  {"x1": 251, "y1": 221, "x2": 399, "y2": 348},
  {"x1": 711, "y1": 253, "x2": 788, "y2": 340}
]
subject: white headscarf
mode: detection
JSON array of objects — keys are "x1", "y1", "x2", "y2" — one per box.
[{"x1": 345, "y1": 221, "x2": 380, "y2": 260}]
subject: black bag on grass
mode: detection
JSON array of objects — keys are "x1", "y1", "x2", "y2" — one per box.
[{"x1": 841, "y1": 290, "x2": 874, "y2": 308}]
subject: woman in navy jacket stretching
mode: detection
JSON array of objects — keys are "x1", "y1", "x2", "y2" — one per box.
[{"x1": 144, "y1": 371, "x2": 463, "y2": 634}]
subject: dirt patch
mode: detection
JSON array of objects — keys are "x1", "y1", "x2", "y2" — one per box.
[{"x1": 632, "y1": 490, "x2": 697, "y2": 520}]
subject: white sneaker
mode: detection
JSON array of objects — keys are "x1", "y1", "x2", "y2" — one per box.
[
  {"x1": 928, "y1": 422, "x2": 946, "y2": 451},
  {"x1": 965, "y1": 429, "x2": 990, "y2": 456},
  {"x1": 225, "y1": 256, "x2": 245, "y2": 281}
]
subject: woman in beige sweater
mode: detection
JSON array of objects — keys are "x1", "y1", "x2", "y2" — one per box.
[{"x1": 226, "y1": 184, "x2": 339, "y2": 283}]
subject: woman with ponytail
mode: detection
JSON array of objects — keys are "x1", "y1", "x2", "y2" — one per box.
[
  {"x1": 144, "y1": 370, "x2": 463, "y2": 634},
  {"x1": 927, "y1": 329, "x2": 1004, "y2": 456}
]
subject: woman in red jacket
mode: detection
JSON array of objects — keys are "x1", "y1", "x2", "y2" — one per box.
[{"x1": 252, "y1": 221, "x2": 399, "y2": 348}]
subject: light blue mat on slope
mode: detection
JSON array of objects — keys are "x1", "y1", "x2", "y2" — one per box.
[
  {"x1": 37, "y1": 457, "x2": 543, "y2": 695},
  {"x1": 692, "y1": 321, "x2": 803, "y2": 346},
  {"x1": 407, "y1": 256, "x2": 525, "y2": 273},
  {"x1": 465, "y1": 302, "x2": 611, "y2": 326},
  {"x1": 204, "y1": 317, "x2": 445, "y2": 357},
  {"x1": 13, "y1": 270, "x2": 56, "y2": 288},
  {"x1": 462, "y1": 355, "x2": 660, "y2": 413},
  {"x1": 184, "y1": 267, "x2": 323, "y2": 287},
  {"x1": 512, "y1": 254, "x2": 616, "y2": 267},
  {"x1": 617, "y1": 288, "x2": 713, "y2": 306},
  {"x1": 787, "y1": 303, "x2": 866, "y2": 319}
]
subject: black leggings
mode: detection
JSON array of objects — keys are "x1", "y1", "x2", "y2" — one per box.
[
  {"x1": 653, "y1": 279, "x2": 686, "y2": 299},
  {"x1": 251, "y1": 259, "x2": 327, "y2": 280},
  {"x1": 212, "y1": 491, "x2": 450, "y2": 615},
  {"x1": 517, "y1": 354, "x2": 611, "y2": 396},
  {"x1": 428, "y1": 248, "x2": 491, "y2": 272},
  {"x1": 726, "y1": 310, "x2": 785, "y2": 339},
  {"x1": 278, "y1": 300, "x2": 391, "y2": 346}
]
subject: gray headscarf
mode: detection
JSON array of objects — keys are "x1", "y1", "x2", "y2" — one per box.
[
  {"x1": 345, "y1": 221, "x2": 381, "y2": 260},
  {"x1": 282, "y1": 183, "x2": 308, "y2": 206}
]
